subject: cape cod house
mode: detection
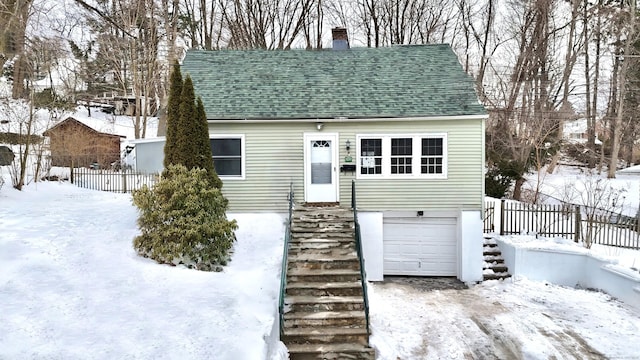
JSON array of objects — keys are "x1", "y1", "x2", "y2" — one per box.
[{"x1": 175, "y1": 30, "x2": 488, "y2": 283}]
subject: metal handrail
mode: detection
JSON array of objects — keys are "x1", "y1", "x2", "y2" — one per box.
[
  {"x1": 351, "y1": 180, "x2": 371, "y2": 335},
  {"x1": 278, "y1": 182, "x2": 294, "y2": 337}
]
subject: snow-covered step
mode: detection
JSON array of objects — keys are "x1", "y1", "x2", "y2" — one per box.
[
  {"x1": 283, "y1": 326, "x2": 369, "y2": 345},
  {"x1": 483, "y1": 271, "x2": 512, "y2": 281},
  {"x1": 482, "y1": 237, "x2": 511, "y2": 281},
  {"x1": 286, "y1": 281, "x2": 363, "y2": 297},
  {"x1": 284, "y1": 310, "x2": 367, "y2": 328},
  {"x1": 287, "y1": 268, "x2": 361, "y2": 283},
  {"x1": 286, "y1": 295, "x2": 366, "y2": 312},
  {"x1": 286, "y1": 343, "x2": 375, "y2": 360},
  {"x1": 288, "y1": 254, "x2": 360, "y2": 271}
]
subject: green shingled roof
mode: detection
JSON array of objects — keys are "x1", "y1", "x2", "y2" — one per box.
[{"x1": 181, "y1": 44, "x2": 486, "y2": 120}]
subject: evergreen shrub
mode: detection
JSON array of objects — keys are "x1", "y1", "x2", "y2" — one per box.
[
  {"x1": 132, "y1": 164, "x2": 237, "y2": 271},
  {"x1": 485, "y1": 166, "x2": 514, "y2": 198}
]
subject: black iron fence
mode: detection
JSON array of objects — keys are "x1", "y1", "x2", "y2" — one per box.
[
  {"x1": 71, "y1": 167, "x2": 159, "y2": 193},
  {"x1": 485, "y1": 199, "x2": 640, "y2": 249}
]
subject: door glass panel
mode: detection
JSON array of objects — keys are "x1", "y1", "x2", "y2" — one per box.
[{"x1": 311, "y1": 140, "x2": 332, "y2": 184}]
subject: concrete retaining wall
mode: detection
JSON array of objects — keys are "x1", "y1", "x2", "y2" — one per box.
[{"x1": 496, "y1": 239, "x2": 640, "y2": 311}]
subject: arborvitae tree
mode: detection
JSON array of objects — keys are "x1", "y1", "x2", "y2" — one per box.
[
  {"x1": 176, "y1": 75, "x2": 198, "y2": 168},
  {"x1": 163, "y1": 63, "x2": 183, "y2": 168},
  {"x1": 196, "y1": 97, "x2": 222, "y2": 189},
  {"x1": 166, "y1": 74, "x2": 221, "y2": 187}
]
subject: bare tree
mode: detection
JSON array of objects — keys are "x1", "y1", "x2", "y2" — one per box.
[
  {"x1": 74, "y1": 0, "x2": 165, "y2": 139},
  {"x1": 0, "y1": 0, "x2": 35, "y2": 99},
  {"x1": 218, "y1": 0, "x2": 316, "y2": 50},
  {"x1": 547, "y1": 0, "x2": 581, "y2": 173},
  {"x1": 483, "y1": 0, "x2": 567, "y2": 200},
  {"x1": 608, "y1": 0, "x2": 637, "y2": 178},
  {"x1": 0, "y1": 88, "x2": 49, "y2": 190},
  {"x1": 180, "y1": 0, "x2": 225, "y2": 49}
]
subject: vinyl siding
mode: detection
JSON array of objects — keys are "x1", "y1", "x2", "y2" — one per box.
[{"x1": 209, "y1": 118, "x2": 484, "y2": 212}]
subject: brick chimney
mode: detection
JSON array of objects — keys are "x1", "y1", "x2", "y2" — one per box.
[{"x1": 332, "y1": 27, "x2": 349, "y2": 50}]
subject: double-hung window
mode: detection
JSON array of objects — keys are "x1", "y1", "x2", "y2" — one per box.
[
  {"x1": 391, "y1": 138, "x2": 412, "y2": 174},
  {"x1": 360, "y1": 138, "x2": 382, "y2": 175},
  {"x1": 421, "y1": 138, "x2": 443, "y2": 175},
  {"x1": 210, "y1": 135, "x2": 245, "y2": 179},
  {"x1": 357, "y1": 134, "x2": 447, "y2": 179}
]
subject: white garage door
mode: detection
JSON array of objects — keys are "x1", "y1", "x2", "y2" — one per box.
[{"x1": 383, "y1": 217, "x2": 457, "y2": 276}]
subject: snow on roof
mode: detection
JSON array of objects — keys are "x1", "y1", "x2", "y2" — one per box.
[{"x1": 55, "y1": 107, "x2": 159, "y2": 140}]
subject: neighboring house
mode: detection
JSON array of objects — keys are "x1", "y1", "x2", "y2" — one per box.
[
  {"x1": 564, "y1": 118, "x2": 603, "y2": 145},
  {"x1": 171, "y1": 29, "x2": 488, "y2": 282},
  {"x1": 43, "y1": 117, "x2": 124, "y2": 168}
]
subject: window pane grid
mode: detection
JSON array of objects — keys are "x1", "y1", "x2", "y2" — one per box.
[
  {"x1": 421, "y1": 157, "x2": 442, "y2": 174},
  {"x1": 421, "y1": 138, "x2": 443, "y2": 174},
  {"x1": 361, "y1": 139, "x2": 382, "y2": 175},
  {"x1": 391, "y1": 138, "x2": 412, "y2": 174},
  {"x1": 422, "y1": 138, "x2": 442, "y2": 156}
]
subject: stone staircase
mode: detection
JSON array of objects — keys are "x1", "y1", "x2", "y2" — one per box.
[
  {"x1": 483, "y1": 237, "x2": 512, "y2": 281},
  {"x1": 282, "y1": 205, "x2": 375, "y2": 360}
]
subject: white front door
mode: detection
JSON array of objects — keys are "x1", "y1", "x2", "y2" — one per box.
[{"x1": 304, "y1": 133, "x2": 339, "y2": 203}]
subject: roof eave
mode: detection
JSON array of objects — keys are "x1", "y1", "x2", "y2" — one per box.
[{"x1": 206, "y1": 114, "x2": 489, "y2": 123}]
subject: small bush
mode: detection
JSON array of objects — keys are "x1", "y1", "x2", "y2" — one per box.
[
  {"x1": 132, "y1": 164, "x2": 237, "y2": 271},
  {"x1": 485, "y1": 166, "x2": 513, "y2": 198}
]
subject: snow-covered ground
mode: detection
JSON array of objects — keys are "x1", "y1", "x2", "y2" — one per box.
[
  {"x1": 1, "y1": 175, "x2": 639, "y2": 360},
  {"x1": 524, "y1": 165, "x2": 639, "y2": 216},
  {"x1": 0, "y1": 179, "x2": 285, "y2": 359},
  {"x1": 370, "y1": 277, "x2": 640, "y2": 359}
]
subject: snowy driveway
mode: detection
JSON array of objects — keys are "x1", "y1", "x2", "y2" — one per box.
[{"x1": 369, "y1": 277, "x2": 640, "y2": 360}]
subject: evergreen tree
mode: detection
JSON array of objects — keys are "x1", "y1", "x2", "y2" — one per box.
[
  {"x1": 163, "y1": 63, "x2": 183, "y2": 168},
  {"x1": 176, "y1": 75, "x2": 198, "y2": 168},
  {"x1": 196, "y1": 97, "x2": 222, "y2": 189}
]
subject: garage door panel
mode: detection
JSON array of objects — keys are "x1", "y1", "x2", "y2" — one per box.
[
  {"x1": 383, "y1": 217, "x2": 457, "y2": 276},
  {"x1": 384, "y1": 259, "x2": 420, "y2": 274}
]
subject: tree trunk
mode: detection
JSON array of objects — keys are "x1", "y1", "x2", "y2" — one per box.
[
  {"x1": 513, "y1": 178, "x2": 525, "y2": 201},
  {"x1": 548, "y1": 0, "x2": 580, "y2": 174},
  {"x1": 608, "y1": 0, "x2": 636, "y2": 178}
]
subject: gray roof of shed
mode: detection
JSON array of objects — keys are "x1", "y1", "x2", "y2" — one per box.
[{"x1": 181, "y1": 44, "x2": 486, "y2": 120}]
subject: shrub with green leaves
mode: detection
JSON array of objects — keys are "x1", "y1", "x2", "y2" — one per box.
[{"x1": 132, "y1": 164, "x2": 237, "y2": 271}]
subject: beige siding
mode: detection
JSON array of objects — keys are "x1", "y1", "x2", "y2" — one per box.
[{"x1": 209, "y1": 119, "x2": 484, "y2": 212}]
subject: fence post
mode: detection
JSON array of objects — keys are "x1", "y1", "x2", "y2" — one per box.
[
  {"x1": 500, "y1": 199, "x2": 505, "y2": 235},
  {"x1": 636, "y1": 214, "x2": 640, "y2": 250},
  {"x1": 574, "y1": 205, "x2": 581, "y2": 243},
  {"x1": 122, "y1": 169, "x2": 127, "y2": 194}
]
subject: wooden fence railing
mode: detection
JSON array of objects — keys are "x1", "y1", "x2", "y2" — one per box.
[
  {"x1": 71, "y1": 167, "x2": 159, "y2": 193},
  {"x1": 484, "y1": 199, "x2": 640, "y2": 249}
]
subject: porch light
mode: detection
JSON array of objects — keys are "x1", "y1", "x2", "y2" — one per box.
[
  {"x1": 316, "y1": 122, "x2": 324, "y2": 131},
  {"x1": 345, "y1": 139, "x2": 351, "y2": 152}
]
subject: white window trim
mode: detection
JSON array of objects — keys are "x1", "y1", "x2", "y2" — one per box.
[
  {"x1": 210, "y1": 134, "x2": 245, "y2": 180},
  {"x1": 355, "y1": 133, "x2": 448, "y2": 180}
]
